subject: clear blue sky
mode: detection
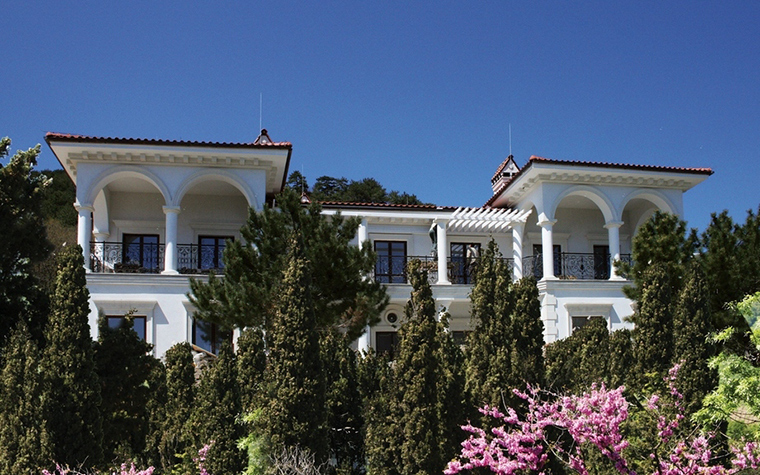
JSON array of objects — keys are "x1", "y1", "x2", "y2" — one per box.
[{"x1": 3, "y1": 1, "x2": 759, "y2": 232}]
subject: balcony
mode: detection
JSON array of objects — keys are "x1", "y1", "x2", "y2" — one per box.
[
  {"x1": 89, "y1": 242, "x2": 225, "y2": 274},
  {"x1": 522, "y1": 253, "x2": 633, "y2": 280},
  {"x1": 372, "y1": 256, "x2": 513, "y2": 285}
]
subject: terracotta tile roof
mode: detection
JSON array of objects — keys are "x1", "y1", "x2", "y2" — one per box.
[
  {"x1": 318, "y1": 200, "x2": 456, "y2": 211},
  {"x1": 484, "y1": 155, "x2": 713, "y2": 207},
  {"x1": 491, "y1": 155, "x2": 516, "y2": 182},
  {"x1": 44, "y1": 132, "x2": 292, "y2": 149}
]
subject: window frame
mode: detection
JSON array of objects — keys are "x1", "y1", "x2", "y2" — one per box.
[
  {"x1": 106, "y1": 315, "x2": 147, "y2": 341},
  {"x1": 122, "y1": 233, "x2": 160, "y2": 270},
  {"x1": 450, "y1": 242, "x2": 481, "y2": 284},
  {"x1": 192, "y1": 318, "x2": 232, "y2": 355},
  {"x1": 374, "y1": 241, "x2": 408, "y2": 283},
  {"x1": 198, "y1": 235, "x2": 234, "y2": 270}
]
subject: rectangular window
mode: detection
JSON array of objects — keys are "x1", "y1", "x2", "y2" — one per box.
[
  {"x1": 375, "y1": 331, "x2": 400, "y2": 357},
  {"x1": 571, "y1": 315, "x2": 605, "y2": 333},
  {"x1": 123, "y1": 234, "x2": 160, "y2": 270},
  {"x1": 452, "y1": 330, "x2": 472, "y2": 346},
  {"x1": 106, "y1": 315, "x2": 147, "y2": 341},
  {"x1": 532, "y1": 244, "x2": 562, "y2": 278},
  {"x1": 198, "y1": 236, "x2": 233, "y2": 270},
  {"x1": 593, "y1": 245, "x2": 611, "y2": 280},
  {"x1": 192, "y1": 319, "x2": 232, "y2": 355},
  {"x1": 374, "y1": 241, "x2": 407, "y2": 283},
  {"x1": 450, "y1": 243, "x2": 480, "y2": 284}
]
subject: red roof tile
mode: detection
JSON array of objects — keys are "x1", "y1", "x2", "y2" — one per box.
[
  {"x1": 318, "y1": 200, "x2": 456, "y2": 211},
  {"x1": 484, "y1": 155, "x2": 713, "y2": 207},
  {"x1": 44, "y1": 132, "x2": 292, "y2": 149}
]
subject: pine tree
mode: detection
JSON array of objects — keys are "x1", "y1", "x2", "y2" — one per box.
[
  {"x1": 260, "y1": 240, "x2": 327, "y2": 464},
  {"x1": 40, "y1": 244, "x2": 103, "y2": 468},
  {"x1": 508, "y1": 276, "x2": 544, "y2": 395},
  {"x1": 392, "y1": 259, "x2": 444, "y2": 475},
  {"x1": 0, "y1": 137, "x2": 52, "y2": 346},
  {"x1": 465, "y1": 240, "x2": 514, "y2": 414},
  {"x1": 673, "y1": 264, "x2": 716, "y2": 417},
  {"x1": 192, "y1": 341, "x2": 246, "y2": 475},
  {"x1": 237, "y1": 326, "x2": 267, "y2": 413},
  {"x1": 321, "y1": 328, "x2": 364, "y2": 474},
  {"x1": 0, "y1": 321, "x2": 51, "y2": 474},
  {"x1": 94, "y1": 312, "x2": 156, "y2": 464},
  {"x1": 630, "y1": 264, "x2": 673, "y2": 392},
  {"x1": 158, "y1": 342, "x2": 196, "y2": 473}
]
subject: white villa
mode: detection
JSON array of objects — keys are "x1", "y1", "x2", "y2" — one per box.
[{"x1": 45, "y1": 130, "x2": 712, "y2": 357}]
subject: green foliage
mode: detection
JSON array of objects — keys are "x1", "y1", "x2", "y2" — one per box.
[
  {"x1": 357, "y1": 350, "x2": 398, "y2": 475},
  {"x1": 509, "y1": 276, "x2": 544, "y2": 391},
  {"x1": 41, "y1": 245, "x2": 103, "y2": 468},
  {"x1": 189, "y1": 187, "x2": 388, "y2": 341},
  {"x1": 35, "y1": 169, "x2": 77, "y2": 226},
  {"x1": 239, "y1": 409, "x2": 267, "y2": 475},
  {"x1": 289, "y1": 172, "x2": 425, "y2": 205},
  {"x1": 0, "y1": 137, "x2": 52, "y2": 345},
  {"x1": 158, "y1": 342, "x2": 195, "y2": 474},
  {"x1": 141, "y1": 358, "x2": 167, "y2": 470},
  {"x1": 0, "y1": 321, "x2": 51, "y2": 474},
  {"x1": 434, "y1": 312, "x2": 467, "y2": 464},
  {"x1": 237, "y1": 327, "x2": 267, "y2": 413},
  {"x1": 94, "y1": 312, "x2": 156, "y2": 464},
  {"x1": 392, "y1": 260, "x2": 445, "y2": 475},
  {"x1": 321, "y1": 328, "x2": 364, "y2": 475},
  {"x1": 673, "y1": 264, "x2": 717, "y2": 417},
  {"x1": 545, "y1": 318, "x2": 611, "y2": 393},
  {"x1": 260, "y1": 241, "x2": 328, "y2": 465},
  {"x1": 192, "y1": 342, "x2": 246, "y2": 475}
]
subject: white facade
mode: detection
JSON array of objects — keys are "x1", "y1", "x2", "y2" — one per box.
[{"x1": 46, "y1": 132, "x2": 712, "y2": 357}]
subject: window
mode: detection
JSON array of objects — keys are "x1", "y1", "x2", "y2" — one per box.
[
  {"x1": 123, "y1": 234, "x2": 160, "y2": 270},
  {"x1": 571, "y1": 315, "x2": 606, "y2": 332},
  {"x1": 374, "y1": 241, "x2": 407, "y2": 283},
  {"x1": 450, "y1": 243, "x2": 480, "y2": 284},
  {"x1": 452, "y1": 330, "x2": 472, "y2": 346},
  {"x1": 532, "y1": 244, "x2": 562, "y2": 278},
  {"x1": 192, "y1": 319, "x2": 232, "y2": 355},
  {"x1": 593, "y1": 245, "x2": 611, "y2": 280},
  {"x1": 106, "y1": 315, "x2": 147, "y2": 341},
  {"x1": 375, "y1": 331, "x2": 400, "y2": 357},
  {"x1": 198, "y1": 236, "x2": 233, "y2": 270}
]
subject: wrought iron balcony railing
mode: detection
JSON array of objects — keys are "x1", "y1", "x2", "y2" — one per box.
[
  {"x1": 371, "y1": 256, "x2": 513, "y2": 285},
  {"x1": 89, "y1": 242, "x2": 225, "y2": 274},
  {"x1": 522, "y1": 253, "x2": 633, "y2": 280}
]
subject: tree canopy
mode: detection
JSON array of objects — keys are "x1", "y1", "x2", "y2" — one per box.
[{"x1": 287, "y1": 171, "x2": 425, "y2": 205}]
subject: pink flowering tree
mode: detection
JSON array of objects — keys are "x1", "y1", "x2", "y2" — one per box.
[{"x1": 446, "y1": 365, "x2": 760, "y2": 475}]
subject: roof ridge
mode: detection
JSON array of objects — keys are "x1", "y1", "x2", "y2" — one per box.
[{"x1": 44, "y1": 132, "x2": 292, "y2": 148}]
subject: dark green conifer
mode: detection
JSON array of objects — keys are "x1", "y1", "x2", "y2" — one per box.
[
  {"x1": 435, "y1": 312, "x2": 467, "y2": 463},
  {"x1": 260, "y1": 240, "x2": 327, "y2": 464},
  {"x1": 393, "y1": 259, "x2": 444, "y2": 475},
  {"x1": 630, "y1": 264, "x2": 673, "y2": 392},
  {"x1": 508, "y1": 276, "x2": 544, "y2": 394},
  {"x1": 0, "y1": 321, "x2": 51, "y2": 474},
  {"x1": 321, "y1": 328, "x2": 364, "y2": 474},
  {"x1": 40, "y1": 245, "x2": 103, "y2": 468},
  {"x1": 673, "y1": 264, "x2": 716, "y2": 416},
  {"x1": 94, "y1": 312, "x2": 156, "y2": 464},
  {"x1": 158, "y1": 342, "x2": 196, "y2": 473},
  {"x1": 545, "y1": 318, "x2": 609, "y2": 393},
  {"x1": 192, "y1": 341, "x2": 246, "y2": 475},
  {"x1": 358, "y1": 350, "x2": 399, "y2": 475},
  {"x1": 141, "y1": 358, "x2": 167, "y2": 470},
  {"x1": 237, "y1": 326, "x2": 267, "y2": 413}
]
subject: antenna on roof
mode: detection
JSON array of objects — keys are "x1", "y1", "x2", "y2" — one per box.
[
  {"x1": 259, "y1": 93, "x2": 263, "y2": 133},
  {"x1": 509, "y1": 123, "x2": 512, "y2": 157}
]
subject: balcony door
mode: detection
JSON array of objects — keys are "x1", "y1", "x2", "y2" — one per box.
[
  {"x1": 374, "y1": 241, "x2": 407, "y2": 283},
  {"x1": 450, "y1": 243, "x2": 480, "y2": 284},
  {"x1": 199, "y1": 236, "x2": 233, "y2": 271},
  {"x1": 593, "y1": 245, "x2": 611, "y2": 280},
  {"x1": 532, "y1": 244, "x2": 561, "y2": 279},
  {"x1": 123, "y1": 234, "x2": 160, "y2": 270}
]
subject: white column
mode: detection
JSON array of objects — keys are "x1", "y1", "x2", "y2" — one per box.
[
  {"x1": 605, "y1": 221, "x2": 624, "y2": 280},
  {"x1": 512, "y1": 222, "x2": 525, "y2": 281},
  {"x1": 357, "y1": 218, "x2": 368, "y2": 247},
  {"x1": 356, "y1": 326, "x2": 371, "y2": 353},
  {"x1": 435, "y1": 219, "x2": 450, "y2": 285},
  {"x1": 538, "y1": 217, "x2": 557, "y2": 280},
  {"x1": 162, "y1": 206, "x2": 181, "y2": 275},
  {"x1": 76, "y1": 203, "x2": 94, "y2": 272}
]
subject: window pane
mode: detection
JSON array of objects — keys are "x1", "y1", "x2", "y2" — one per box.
[
  {"x1": 376, "y1": 331, "x2": 399, "y2": 357},
  {"x1": 106, "y1": 316, "x2": 146, "y2": 341}
]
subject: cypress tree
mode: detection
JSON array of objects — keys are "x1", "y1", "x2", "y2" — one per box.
[
  {"x1": 159, "y1": 342, "x2": 196, "y2": 473},
  {"x1": 508, "y1": 276, "x2": 544, "y2": 394},
  {"x1": 141, "y1": 357, "x2": 167, "y2": 470},
  {"x1": 260, "y1": 240, "x2": 327, "y2": 464},
  {"x1": 393, "y1": 259, "x2": 444, "y2": 475},
  {"x1": 41, "y1": 244, "x2": 103, "y2": 468},
  {"x1": 359, "y1": 349, "x2": 399, "y2": 475},
  {"x1": 673, "y1": 264, "x2": 716, "y2": 417},
  {"x1": 192, "y1": 341, "x2": 246, "y2": 475},
  {"x1": 435, "y1": 312, "x2": 467, "y2": 463},
  {"x1": 0, "y1": 321, "x2": 51, "y2": 474},
  {"x1": 630, "y1": 264, "x2": 673, "y2": 392},
  {"x1": 545, "y1": 317, "x2": 609, "y2": 393},
  {"x1": 237, "y1": 326, "x2": 267, "y2": 413},
  {"x1": 465, "y1": 240, "x2": 514, "y2": 414},
  {"x1": 93, "y1": 312, "x2": 155, "y2": 464},
  {"x1": 607, "y1": 329, "x2": 634, "y2": 389},
  {"x1": 321, "y1": 328, "x2": 364, "y2": 474}
]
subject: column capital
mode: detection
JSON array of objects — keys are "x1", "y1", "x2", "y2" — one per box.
[
  {"x1": 537, "y1": 218, "x2": 557, "y2": 228},
  {"x1": 162, "y1": 206, "x2": 181, "y2": 215},
  {"x1": 74, "y1": 203, "x2": 94, "y2": 213},
  {"x1": 604, "y1": 221, "x2": 624, "y2": 229},
  {"x1": 432, "y1": 218, "x2": 449, "y2": 226}
]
